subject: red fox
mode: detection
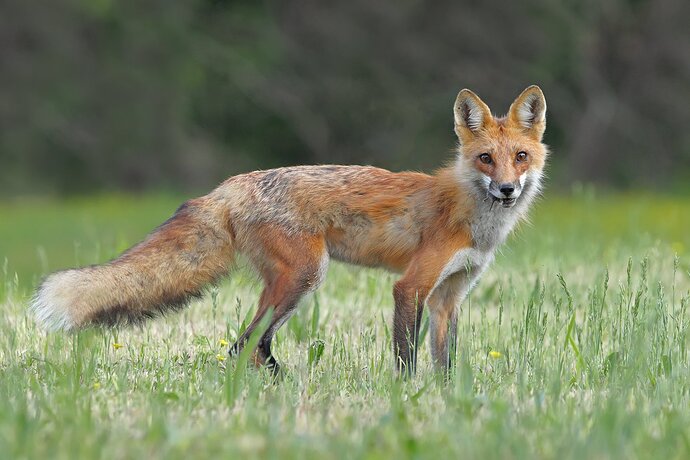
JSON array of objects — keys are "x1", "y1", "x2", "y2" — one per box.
[{"x1": 31, "y1": 85, "x2": 547, "y2": 375}]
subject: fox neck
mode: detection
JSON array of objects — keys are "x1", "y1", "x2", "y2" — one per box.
[{"x1": 451, "y1": 157, "x2": 543, "y2": 251}]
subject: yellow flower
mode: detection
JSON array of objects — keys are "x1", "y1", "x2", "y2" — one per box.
[
  {"x1": 112, "y1": 342, "x2": 124, "y2": 350},
  {"x1": 93, "y1": 382, "x2": 101, "y2": 390},
  {"x1": 489, "y1": 350, "x2": 502, "y2": 359},
  {"x1": 219, "y1": 339, "x2": 229, "y2": 347},
  {"x1": 216, "y1": 353, "x2": 226, "y2": 362}
]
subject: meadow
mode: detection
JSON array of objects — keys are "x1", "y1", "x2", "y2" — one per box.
[{"x1": 1, "y1": 189, "x2": 690, "y2": 459}]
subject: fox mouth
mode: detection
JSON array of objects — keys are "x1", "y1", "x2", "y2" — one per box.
[{"x1": 489, "y1": 195, "x2": 517, "y2": 209}]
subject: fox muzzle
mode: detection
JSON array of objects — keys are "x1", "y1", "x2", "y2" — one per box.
[{"x1": 489, "y1": 181, "x2": 522, "y2": 207}]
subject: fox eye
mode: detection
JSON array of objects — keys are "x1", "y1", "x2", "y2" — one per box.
[
  {"x1": 478, "y1": 153, "x2": 492, "y2": 164},
  {"x1": 516, "y1": 151, "x2": 528, "y2": 162}
]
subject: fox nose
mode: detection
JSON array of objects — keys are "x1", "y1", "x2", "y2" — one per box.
[{"x1": 499, "y1": 183, "x2": 515, "y2": 197}]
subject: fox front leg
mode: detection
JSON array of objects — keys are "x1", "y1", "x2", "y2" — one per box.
[
  {"x1": 392, "y1": 280, "x2": 428, "y2": 376},
  {"x1": 427, "y1": 272, "x2": 467, "y2": 377},
  {"x1": 392, "y1": 235, "x2": 478, "y2": 377}
]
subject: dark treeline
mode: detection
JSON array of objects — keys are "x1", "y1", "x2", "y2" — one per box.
[{"x1": 1, "y1": 0, "x2": 689, "y2": 196}]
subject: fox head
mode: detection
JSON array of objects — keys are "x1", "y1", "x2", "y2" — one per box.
[{"x1": 453, "y1": 85, "x2": 547, "y2": 208}]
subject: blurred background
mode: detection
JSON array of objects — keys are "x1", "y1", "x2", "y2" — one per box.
[
  {"x1": 1, "y1": 0, "x2": 689, "y2": 197},
  {"x1": 2, "y1": 0, "x2": 690, "y2": 294}
]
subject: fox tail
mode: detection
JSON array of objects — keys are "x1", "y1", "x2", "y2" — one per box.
[{"x1": 31, "y1": 197, "x2": 234, "y2": 330}]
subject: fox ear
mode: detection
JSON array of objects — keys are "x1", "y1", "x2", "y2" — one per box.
[
  {"x1": 508, "y1": 85, "x2": 547, "y2": 140},
  {"x1": 454, "y1": 89, "x2": 492, "y2": 140}
]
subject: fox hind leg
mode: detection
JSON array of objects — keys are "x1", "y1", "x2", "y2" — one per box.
[
  {"x1": 230, "y1": 230, "x2": 328, "y2": 373},
  {"x1": 229, "y1": 283, "x2": 287, "y2": 371}
]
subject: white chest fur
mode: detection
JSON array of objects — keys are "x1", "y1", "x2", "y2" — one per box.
[
  {"x1": 470, "y1": 202, "x2": 524, "y2": 251},
  {"x1": 427, "y1": 178, "x2": 539, "y2": 301},
  {"x1": 427, "y1": 247, "x2": 494, "y2": 303}
]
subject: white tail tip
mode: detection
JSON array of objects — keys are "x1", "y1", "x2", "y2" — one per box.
[{"x1": 30, "y1": 271, "x2": 80, "y2": 331}]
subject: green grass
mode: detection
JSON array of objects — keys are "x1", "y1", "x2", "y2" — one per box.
[{"x1": 2, "y1": 190, "x2": 690, "y2": 459}]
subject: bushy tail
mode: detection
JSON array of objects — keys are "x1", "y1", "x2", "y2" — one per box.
[{"x1": 31, "y1": 196, "x2": 235, "y2": 330}]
